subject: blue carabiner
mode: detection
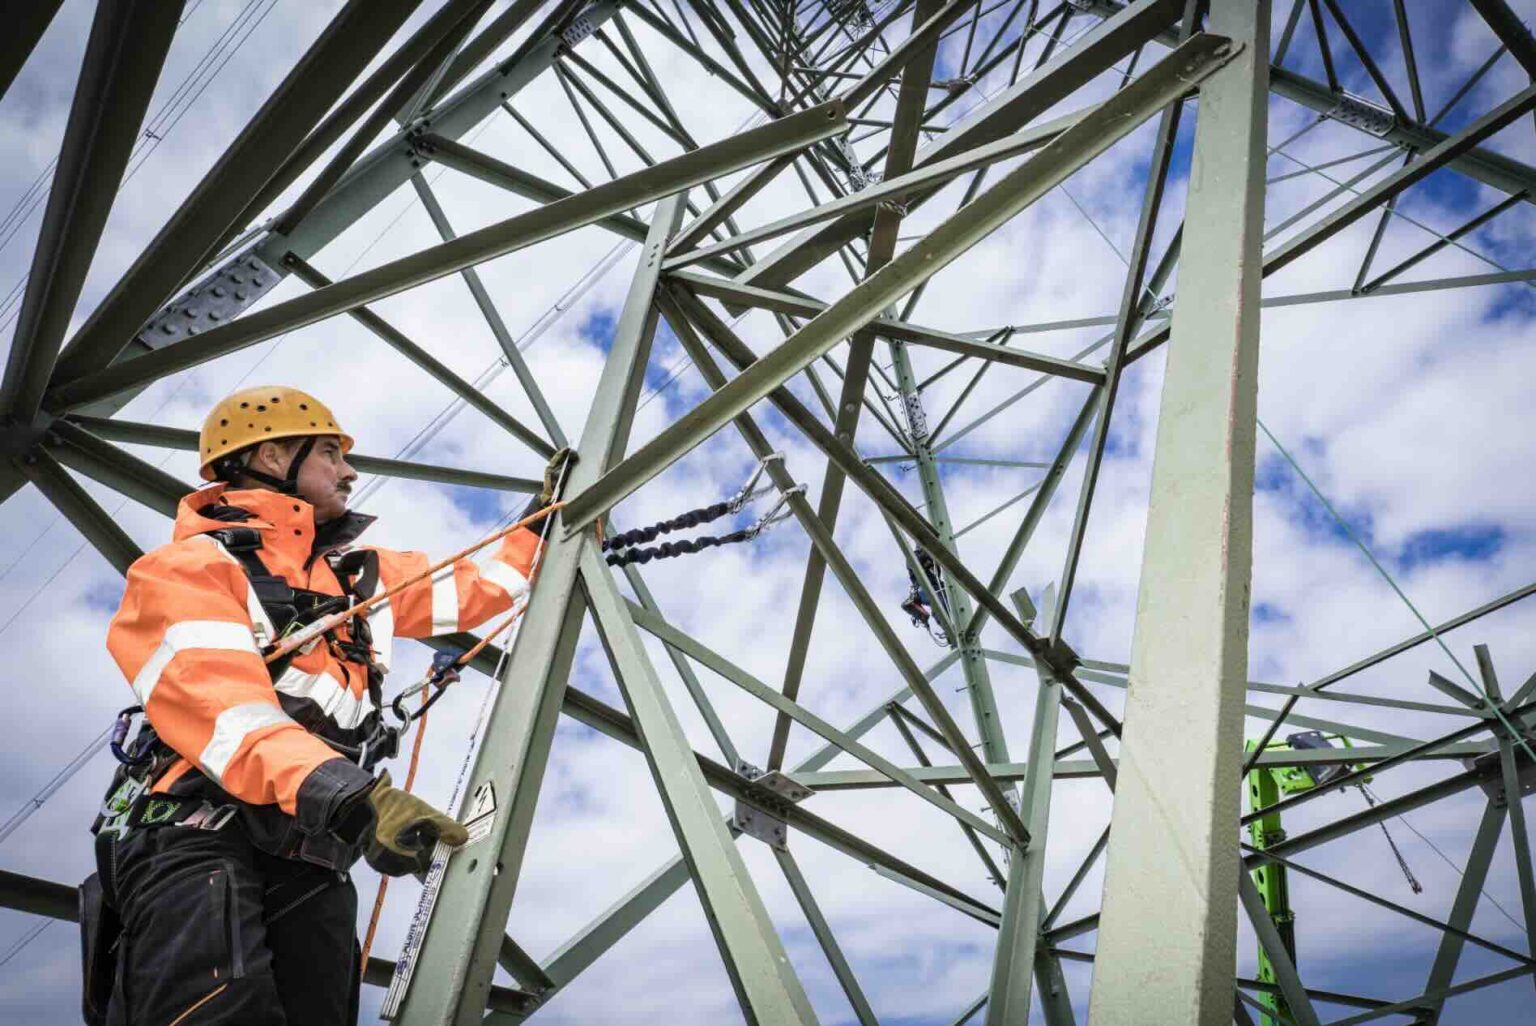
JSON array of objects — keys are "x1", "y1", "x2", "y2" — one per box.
[{"x1": 109, "y1": 706, "x2": 153, "y2": 766}]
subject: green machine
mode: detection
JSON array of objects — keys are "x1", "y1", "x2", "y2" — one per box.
[{"x1": 1245, "y1": 730, "x2": 1418, "y2": 1026}]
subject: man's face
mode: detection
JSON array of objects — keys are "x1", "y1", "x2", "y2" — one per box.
[{"x1": 289, "y1": 436, "x2": 356, "y2": 523}]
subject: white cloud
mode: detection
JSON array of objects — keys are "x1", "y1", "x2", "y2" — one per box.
[{"x1": 1, "y1": 2, "x2": 1534, "y2": 1024}]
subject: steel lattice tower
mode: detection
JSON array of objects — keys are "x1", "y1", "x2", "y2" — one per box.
[{"x1": 1, "y1": 1, "x2": 1535, "y2": 1024}]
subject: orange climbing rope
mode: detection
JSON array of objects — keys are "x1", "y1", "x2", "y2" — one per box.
[
  {"x1": 356, "y1": 603, "x2": 527, "y2": 972},
  {"x1": 266, "y1": 501, "x2": 564, "y2": 666},
  {"x1": 359, "y1": 687, "x2": 427, "y2": 973}
]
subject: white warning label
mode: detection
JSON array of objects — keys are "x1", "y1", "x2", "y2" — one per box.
[{"x1": 462, "y1": 781, "x2": 497, "y2": 847}]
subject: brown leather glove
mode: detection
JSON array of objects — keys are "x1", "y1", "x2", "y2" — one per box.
[
  {"x1": 364, "y1": 771, "x2": 469, "y2": 877},
  {"x1": 539, "y1": 447, "x2": 575, "y2": 507}
]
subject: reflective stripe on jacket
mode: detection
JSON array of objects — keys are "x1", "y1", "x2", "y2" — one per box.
[{"x1": 107, "y1": 484, "x2": 541, "y2": 817}]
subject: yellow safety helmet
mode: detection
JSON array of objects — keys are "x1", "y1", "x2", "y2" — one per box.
[{"x1": 198, "y1": 385, "x2": 354, "y2": 482}]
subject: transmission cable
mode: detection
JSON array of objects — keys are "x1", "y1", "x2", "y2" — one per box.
[
  {"x1": 0, "y1": 920, "x2": 50, "y2": 971},
  {"x1": 0, "y1": 0, "x2": 270, "y2": 254},
  {"x1": 0, "y1": 723, "x2": 111, "y2": 847},
  {"x1": 1044, "y1": 128, "x2": 1536, "y2": 923},
  {"x1": 1257, "y1": 419, "x2": 1536, "y2": 768},
  {"x1": 0, "y1": 0, "x2": 279, "y2": 330}
]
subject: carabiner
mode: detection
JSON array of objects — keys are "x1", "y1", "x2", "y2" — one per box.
[
  {"x1": 109, "y1": 706, "x2": 153, "y2": 767},
  {"x1": 745, "y1": 484, "x2": 804, "y2": 539},
  {"x1": 389, "y1": 649, "x2": 464, "y2": 727},
  {"x1": 728, "y1": 453, "x2": 785, "y2": 514}
]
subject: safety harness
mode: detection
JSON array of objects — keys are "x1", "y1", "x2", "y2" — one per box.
[
  {"x1": 96, "y1": 448, "x2": 795, "y2": 845},
  {"x1": 95, "y1": 505, "x2": 400, "y2": 841},
  {"x1": 92, "y1": 496, "x2": 566, "y2": 844}
]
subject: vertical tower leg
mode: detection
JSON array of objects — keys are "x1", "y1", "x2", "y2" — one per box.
[
  {"x1": 1087, "y1": 2, "x2": 1269, "y2": 1023},
  {"x1": 396, "y1": 195, "x2": 689, "y2": 1026},
  {"x1": 985, "y1": 603, "x2": 1063, "y2": 1025}
]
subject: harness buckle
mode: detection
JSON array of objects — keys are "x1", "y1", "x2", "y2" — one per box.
[
  {"x1": 100, "y1": 776, "x2": 146, "y2": 822},
  {"x1": 179, "y1": 801, "x2": 238, "y2": 832}
]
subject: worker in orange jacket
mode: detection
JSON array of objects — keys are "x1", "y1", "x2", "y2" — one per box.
[{"x1": 80, "y1": 386, "x2": 566, "y2": 1026}]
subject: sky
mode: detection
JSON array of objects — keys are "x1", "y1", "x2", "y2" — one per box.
[{"x1": 0, "y1": 0, "x2": 1534, "y2": 1023}]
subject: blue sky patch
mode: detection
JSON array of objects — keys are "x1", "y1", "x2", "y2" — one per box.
[
  {"x1": 1484, "y1": 282, "x2": 1536, "y2": 324},
  {"x1": 580, "y1": 308, "x2": 618, "y2": 353},
  {"x1": 443, "y1": 484, "x2": 508, "y2": 526},
  {"x1": 1253, "y1": 600, "x2": 1292, "y2": 625},
  {"x1": 1256, "y1": 450, "x2": 1373, "y2": 549},
  {"x1": 82, "y1": 578, "x2": 126, "y2": 614},
  {"x1": 1411, "y1": 166, "x2": 1482, "y2": 217},
  {"x1": 1397, "y1": 522, "x2": 1503, "y2": 571}
]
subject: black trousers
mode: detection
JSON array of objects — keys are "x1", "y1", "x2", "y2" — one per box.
[{"x1": 102, "y1": 823, "x2": 360, "y2": 1026}]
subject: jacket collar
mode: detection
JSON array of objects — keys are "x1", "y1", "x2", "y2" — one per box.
[{"x1": 173, "y1": 483, "x2": 375, "y2": 563}]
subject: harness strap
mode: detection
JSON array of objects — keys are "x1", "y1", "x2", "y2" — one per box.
[
  {"x1": 213, "y1": 435, "x2": 317, "y2": 495},
  {"x1": 201, "y1": 524, "x2": 390, "y2": 766}
]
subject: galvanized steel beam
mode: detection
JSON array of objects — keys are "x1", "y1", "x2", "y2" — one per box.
[
  {"x1": 47, "y1": 102, "x2": 848, "y2": 411},
  {"x1": 271, "y1": 0, "x2": 494, "y2": 236},
  {"x1": 664, "y1": 286, "x2": 1033, "y2": 843},
  {"x1": 735, "y1": 0, "x2": 1183, "y2": 295},
  {"x1": 0, "y1": 0, "x2": 64, "y2": 103},
  {"x1": 64, "y1": 416, "x2": 538, "y2": 495},
  {"x1": 283, "y1": 253, "x2": 554, "y2": 457},
  {"x1": 1418, "y1": 799, "x2": 1507, "y2": 1026},
  {"x1": 985, "y1": 591, "x2": 1065, "y2": 1026},
  {"x1": 560, "y1": 32, "x2": 1237, "y2": 533},
  {"x1": 626, "y1": 599, "x2": 1012, "y2": 843},
  {"x1": 11, "y1": 448, "x2": 141, "y2": 575},
  {"x1": 394, "y1": 195, "x2": 687, "y2": 1025},
  {"x1": 583, "y1": 542, "x2": 821, "y2": 1026},
  {"x1": 1088, "y1": 2, "x2": 1269, "y2": 1023},
  {"x1": 669, "y1": 271, "x2": 1105, "y2": 381},
  {"x1": 52, "y1": 0, "x2": 428, "y2": 381},
  {"x1": 0, "y1": 0, "x2": 184, "y2": 425}
]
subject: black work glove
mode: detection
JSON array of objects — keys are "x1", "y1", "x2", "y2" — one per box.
[{"x1": 363, "y1": 771, "x2": 468, "y2": 878}]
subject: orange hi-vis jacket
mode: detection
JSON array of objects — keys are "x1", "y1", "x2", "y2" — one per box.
[{"x1": 106, "y1": 484, "x2": 540, "y2": 833}]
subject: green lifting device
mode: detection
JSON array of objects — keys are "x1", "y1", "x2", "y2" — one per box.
[{"x1": 1244, "y1": 731, "x2": 1366, "y2": 1026}]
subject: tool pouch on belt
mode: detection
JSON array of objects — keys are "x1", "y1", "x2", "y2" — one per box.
[
  {"x1": 226, "y1": 757, "x2": 377, "y2": 871},
  {"x1": 78, "y1": 872, "x2": 119, "y2": 1026}
]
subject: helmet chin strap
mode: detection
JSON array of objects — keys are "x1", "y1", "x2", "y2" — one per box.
[{"x1": 226, "y1": 436, "x2": 317, "y2": 496}]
